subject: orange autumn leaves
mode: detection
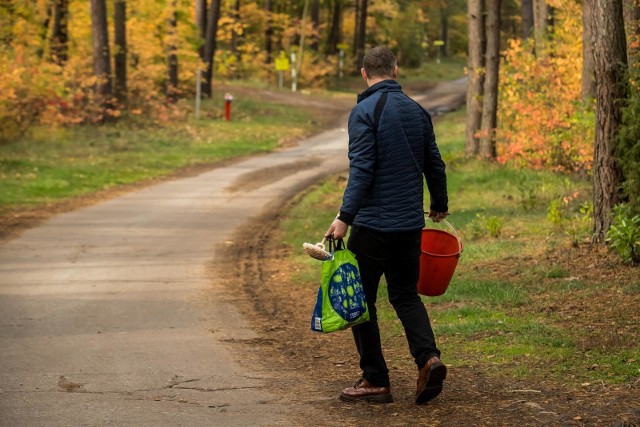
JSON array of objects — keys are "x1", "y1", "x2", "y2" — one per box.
[{"x1": 497, "y1": 2, "x2": 593, "y2": 173}]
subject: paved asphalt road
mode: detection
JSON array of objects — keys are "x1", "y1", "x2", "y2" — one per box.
[{"x1": 0, "y1": 79, "x2": 466, "y2": 426}]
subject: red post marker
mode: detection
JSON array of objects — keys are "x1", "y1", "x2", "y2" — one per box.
[{"x1": 224, "y1": 93, "x2": 233, "y2": 121}]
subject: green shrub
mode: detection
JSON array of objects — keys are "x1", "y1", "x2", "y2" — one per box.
[
  {"x1": 515, "y1": 176, "x2": 539, "y2": 211},
  {"x1": 606, "y1": 204, "x2": 640, "y2": 264},
  {"x1": 564, "y1": 202, "x2": 593, "y2": 247},
  {"x1": 467, "y1": 213, "x2": 505, "y2": 239},
  {"x1": 546, "y1": 198, "x2": 564, "y2": 228}
]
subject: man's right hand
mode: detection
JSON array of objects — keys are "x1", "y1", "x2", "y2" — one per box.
[{"x1": 325, "y1": 218, "x2": 348, "y2": 240}]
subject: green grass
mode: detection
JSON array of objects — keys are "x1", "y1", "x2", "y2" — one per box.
[
  {"x1": 401, "y1": 57, "x2": 467, "y2": 82},
  {"x1": 279, "y1": 108, "x2": 639, "y2": 386},
  {"x1": 0, "y1": 95, "x2": 323, "y2": 213}
]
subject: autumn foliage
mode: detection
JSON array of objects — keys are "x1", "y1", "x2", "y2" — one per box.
[{"x1": 497, "y1": 1, "x2": 593, "y2": 173}]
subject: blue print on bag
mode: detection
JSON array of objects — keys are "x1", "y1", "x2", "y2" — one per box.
[{"x1": 328, "y1": 263, "x2": 366, "y2": 321}]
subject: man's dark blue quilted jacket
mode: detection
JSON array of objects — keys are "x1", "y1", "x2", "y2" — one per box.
[{"x1": 339, "y1": 80, "x2": 448, "y2": 232}]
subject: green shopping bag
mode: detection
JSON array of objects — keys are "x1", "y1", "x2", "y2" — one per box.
[{"x1": 311, "y1": 239, "x2": 369, "y2": 333}]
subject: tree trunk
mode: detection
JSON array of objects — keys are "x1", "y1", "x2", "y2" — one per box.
[
  {"x1": 521, "y1": 0, "x2": 534, "y2": 39},
  {"x1": 592, "y1": 0, "x2": 628, "y2": 242},
  {"x1": 90, "y1": 0, "x2": 113, "y2": 108},
  {"x1": 533, "y1": 0, "x2": 552, "y2": 50},
  {"x1": 479, "y1": 0, "x2": 500, "y2": 159},
  {"x1": 465, "y1": 0, "x2": 485, "y2": 157},
  {"x1": 311, "y1": 0, "x2": 320, "y2": 51},
  {"x1": 353, "y1": 0, "x2": 360, "y2": 58},
  {"x1": 38, "y1": 5, "x2": 53, "y2": 58},
  {"x1": 355, "y1": 0, "x2": 367, "y2": 71},
  {"x1": 50, "y1": 0, "x2": 69, "y2": 65},
  {"x1": 231, "y1": 0, "x2": 241, "y2": 68},
  {"x1": 582, "y1": 0, "x2": 595, "y2": 99},
  {"x1": 326, "y1": 0, "x2": 342, "y2": 55},
  {"x1": 265, "y1": 0, "x2": 273, "y2": 63},
  {"x1": 114, "y1": 0, "x2": 127, "y2": 105},
  {"x1": 202, "y1": 0, "x2": 221, "y2": 97},
  {"x1": 196, "y1": 0, "x2": 207, "y2": 61},
  {"x1": 439, "y1": 7, "x2": 449, "y2": 58},
  {"x1": 167, "y1": 0, "x2": 179, "y2": 102}
]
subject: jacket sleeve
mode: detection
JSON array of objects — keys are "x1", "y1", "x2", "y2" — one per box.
[
  {"x1": 339, "y1": 106, "x2": 376, "y2": 224},
  {"x1": 423, "y1": 113, "x2": 448, "y2": 213}
]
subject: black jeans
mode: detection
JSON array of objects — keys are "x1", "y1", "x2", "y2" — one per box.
[{"x1": 347, "y1": 225, "x2": 440, "y2": 388}]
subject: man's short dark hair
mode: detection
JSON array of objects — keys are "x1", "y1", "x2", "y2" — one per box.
[{"x1": 363, "y1": 47, "x2": 397, "y2": 79}]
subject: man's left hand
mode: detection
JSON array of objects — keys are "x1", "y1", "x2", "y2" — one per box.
[
  {"x1": 428, "y1": 211, "x2": 449, "y2": 223},
  {"x1": 325, "y1": 218, "x2": 348, "y2": 240}
]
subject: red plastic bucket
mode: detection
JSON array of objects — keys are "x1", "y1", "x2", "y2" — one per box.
[{"x1": 417, "y1": 221, "x2": 463, "y2": 297}]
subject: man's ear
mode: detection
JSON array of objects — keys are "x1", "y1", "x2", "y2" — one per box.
[
  {"x1": 393, "y1": 65, "x2": 398, "y2": 79},
  {"x1": 361, "y1": 68, "x2": 367, "y2": 82}
]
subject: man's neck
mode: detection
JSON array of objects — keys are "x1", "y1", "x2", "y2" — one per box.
[{"x1": 367, "y1": 77, "x2": 395, "y2": 87}]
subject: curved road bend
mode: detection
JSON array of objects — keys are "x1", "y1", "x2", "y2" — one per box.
[{"x1": 0, "y1": 79, "x2": 466, "y2": 426}]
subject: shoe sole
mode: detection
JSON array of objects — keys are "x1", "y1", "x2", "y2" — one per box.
[
  {"x1": 415, "y1": 361, "x2": 447, "y2": 404},
  {"x1": 340, "y1": 392, "x2": 394, "y2": 403}
]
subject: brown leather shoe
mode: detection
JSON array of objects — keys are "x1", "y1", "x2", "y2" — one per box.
[
  {"x1": 416, "y1": 356, "x2": 447, "y2": 404},
  {"x1": 340, "y1": 378, "x2": 393, "y2": 403}
]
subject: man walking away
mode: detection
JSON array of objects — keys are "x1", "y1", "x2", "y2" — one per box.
[{"x1": 325, "y1": 46, "x2": 449, "y2": 404}]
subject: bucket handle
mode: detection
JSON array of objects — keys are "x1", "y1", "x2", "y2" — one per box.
[{"x1": 425, "y1": 217, "x2": 463, "y2": 253}]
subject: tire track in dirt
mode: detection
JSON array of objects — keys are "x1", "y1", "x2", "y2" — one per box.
[{"x1": 226, "y1": 157, "x2": 322, "y2": 193}]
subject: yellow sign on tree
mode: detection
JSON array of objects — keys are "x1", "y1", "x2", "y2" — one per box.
[{"x1": 275, "y1": 52, "x2": 290, "y2": 71}]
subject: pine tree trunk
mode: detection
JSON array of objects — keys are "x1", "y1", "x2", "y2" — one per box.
[
  {"x1": 465, "y1": 0, "x2": 485, "y2": 157},
  {"x1": 114, "y1": 0, "x2": 127, "y2": 105},
  {"x1": 355, "y1": 0, "x2": 367, "y2": 71},
  {"x1": 533, "y1": 0, "x2": 552, "y2": 50},
  {"x1": 167, "y1": 0, "x2": 179, "y2": 102},
  {"x1": 50, "y1": 0, "x2": 69, "y2": 65},
  {"x1": 231, "y1": 0, "x2": 241, "y2": 71},
  {"x1": 311, "y1": 0, "x2": 320, "y2": 51},
  {"x1": 592, "y1": 0, "x2": 628, "y2": 242},
  {"x1": 582, "y1": 0, "x2": 595, "y2": 99},
  {"x1": 202, "y1": 0, "x2": 221, "y2": 97},
  {"x1": 90, "y1": 0, "x2": 113, "y2": 109},
  {"x1": 479, "y1": 0, "x2": 500, "y2": 160},
  {"x1": 521, "y1": 0, "x2": 534, "y2": 39},
  {"x1": 326, "y1": 0, "x2": 342, "y2": 55},
  {"x1": 353, "y1": 0, "x2": 360, "y2": 62},
  {"x1": 196, "y1": 0, "x2": 207, "y2": 62},
  {"x1": 439, "y1": 7, "x2": 449, "y2": 57},
  {"x1": 265, "y1": 0, "x2": 273, "y2": 63},
  {"x1": 38, "y1": 6, "x2": 53, "y2": 58}
]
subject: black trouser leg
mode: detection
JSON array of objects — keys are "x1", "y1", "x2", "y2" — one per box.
[
  {"x1": 385, "y1": 257, "x2": 440, "y2": 368},
  {"x1": 350, "y1": 254, "x2": 391, "y2": 387}
]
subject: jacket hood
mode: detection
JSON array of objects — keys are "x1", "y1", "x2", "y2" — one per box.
[{"x1": 357, "y1": 80, "x2": 403, "y2": 103}]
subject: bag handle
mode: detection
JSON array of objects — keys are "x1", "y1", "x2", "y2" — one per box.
[{"x1": 326, "y1": 236, "x2": 345, "y2": 253}]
